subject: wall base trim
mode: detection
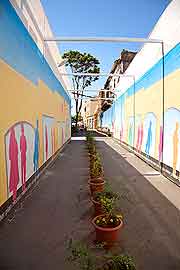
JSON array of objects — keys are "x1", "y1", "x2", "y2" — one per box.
[{"x1": 112, "y1": 136, "x2": 180, "y2": 188}]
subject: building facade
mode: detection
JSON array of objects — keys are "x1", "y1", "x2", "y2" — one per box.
[
  {"x1": 99, "y1": 50, "x2": 136, "y2": 113},
  {"x1": 82, "y1": 100, "x2": 99, "y2": 129}
]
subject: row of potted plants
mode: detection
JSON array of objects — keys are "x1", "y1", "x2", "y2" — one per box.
[
  {"x1": 87, "y1": 134, "x2": 123, "y2": 248},
  {"x1": 87, "y1": 134, "x2": 104, "y2": 191},
  {"x1": 84, "y1": 133, "x2": 136, "y2": 269},
  {"x1": 66, "y1": 134, "x2": 136, "y2": 270}
]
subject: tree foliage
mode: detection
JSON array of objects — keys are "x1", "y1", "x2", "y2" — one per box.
[{"x1": 62, "y1": 51, "x2": 100, "y2": 127}]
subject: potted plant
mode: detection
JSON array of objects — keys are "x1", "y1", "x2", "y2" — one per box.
[
  {"x1": 87, "y1": 135, "x2": 96, "y2": 157},
  {"x1": 92, "y1": 191, "x2": 123, "y2": 248},
  {"x1": 91, "y1": 191, "x2": 106, "y2": 216},
  {"x1": 67, "y1": 240, "x2": 136, "y2": 270},
  {"x1": 91, "y1": 190, "x2": 119, "y2": 217},
  {"x1": 88, "y1": 153, "x2": 105, "y2": 194},
  {"x1": 89, "y1": 144, "x2": 97, "y2": 163},
  {"x1": 86, "y1": 134, "x2": 95, "y2": 150},
  {"x1": 87, "y1": 135, "x2": 97, "y2": 165}
]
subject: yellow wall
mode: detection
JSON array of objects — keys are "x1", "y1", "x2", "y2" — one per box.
[
  {"x1": 0, "y1": 59, "x2": 70, "y2": 206},
  {"x1": 124, "y1": 69, "x2": 180, "y2": 159}
]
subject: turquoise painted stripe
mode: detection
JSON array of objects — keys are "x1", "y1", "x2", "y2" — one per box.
[
  {"x1": 0, "y1": 0, "x2": 70, "y2": 105},
  {"x1": 103, "y1": 42, "x2": 180, "y2": 123},
  {"x1": 117, "y1": 42, "x2": 180, "y2": 100}
]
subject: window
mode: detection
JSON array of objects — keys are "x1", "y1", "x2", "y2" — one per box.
[{"x1": 101, "y1": 91, "x2": 105, "y2": 98}]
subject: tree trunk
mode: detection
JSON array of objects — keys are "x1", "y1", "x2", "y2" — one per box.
[
  {"x1": 75, "y1": 111, "x2": 79, "y2": 128},
  {"x1": 75, "y1": 92, "x2": 79, "y2": 128}
]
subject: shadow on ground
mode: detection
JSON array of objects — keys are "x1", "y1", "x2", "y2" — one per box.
[
  {"x1": 0, "y1": 141, "x2": 93, "y2": 270},
  {"x1": 96, "y1": 141, "x2": 180, "y2": 270},
  {"x1": 0, "y1": 139, "x2": 180, "y2": 270}
]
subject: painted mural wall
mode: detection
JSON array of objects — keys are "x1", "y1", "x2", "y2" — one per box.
[
  {"x1": 101, "y1": 41, "x2": 180, "y2": 184},
  {"x1": 0, "y1": 0, "x2": 71, "y2": 209}
]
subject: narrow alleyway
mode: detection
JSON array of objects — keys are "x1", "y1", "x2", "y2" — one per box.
[{"x1": 0, "y1": 133, "x2": 180, "y2": 270}]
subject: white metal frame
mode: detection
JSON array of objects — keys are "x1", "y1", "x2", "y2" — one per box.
[
  {"x1": 44, "y1": 36, "x2": 163, "y2": 100},
  {"x1": 44, "y1": 36, "x2": 162, "y2": 44},
  {"x1": 67, "y1": 89, "x2": 121, "y2": 92},
  {"x1": 59, "y1": 72, "x2": 134, "y2": 98},
  {"x1": 74, "y1": 98, "x2": 116, "y2": 100},
  {"x1": 57, "y1": 72, "x2": 134, "y2": 78},
  {"x1": 44, "y1": 36, "x2": 165, "y2": 171}
]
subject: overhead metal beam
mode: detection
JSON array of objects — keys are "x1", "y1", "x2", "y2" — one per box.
[
  {"x1": 68, "y1": 89, "x2": 121, "y2": 92},
  {"x1": 44, "y1": 36, "x2": 163, "y2": 44},
  {"x1": 71, "y1": 97, "x2": 116, "y2": 100},
  {"x1": 59, "y1": 72, "x2": 134, "y2": 78}
]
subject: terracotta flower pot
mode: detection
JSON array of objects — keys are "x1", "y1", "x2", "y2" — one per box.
[
  {"x1": 92, "y1": 214, "x2": 123, "y2": 248},
  {"x1": 91, "y1": 198, "x2": 104, "y2": 216},
  {"x1": 88, "y1": 178, "x2": 105, "y2": 195}
]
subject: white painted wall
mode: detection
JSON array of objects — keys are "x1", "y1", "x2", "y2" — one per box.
[
  {"x1": 116, "y1": 0, "x2": 180, "y2": 96},
  {"x1": 10, "y1": 0, "x2": 71, "y2": 93}
]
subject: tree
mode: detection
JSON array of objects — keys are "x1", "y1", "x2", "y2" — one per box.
[
  {"x1": 62, "y1": 51, "x2": 100, "y2": 128},
  {"x1": 71, "y1": 114, "x2": 82, "y2": 123}
]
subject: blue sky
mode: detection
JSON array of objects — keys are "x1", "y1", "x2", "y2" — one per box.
[{"x1": 41, "y1": 0, "x2": 170, "y2": 114}]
